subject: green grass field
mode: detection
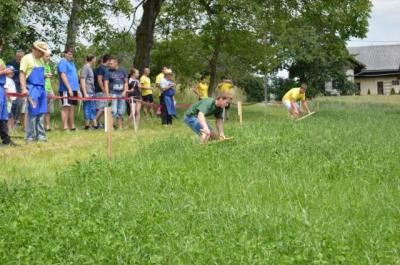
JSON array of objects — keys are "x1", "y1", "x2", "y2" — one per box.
[{"x1": 1, "y1": 96, "x2": 399, "y2": 264}]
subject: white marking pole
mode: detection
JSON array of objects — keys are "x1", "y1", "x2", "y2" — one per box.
[
  {"x1": 238, "y1": 101, "x2": 243, "y2": 126},
  {"x1": 105, "y1": 107, "x2": 113, "y2": 160},
  {"x1": 295, "y1": 112, "x2": 316, "y2": 122},
  {"x1": 104, "y1": 106, "x2": 108, "y2": 133}
]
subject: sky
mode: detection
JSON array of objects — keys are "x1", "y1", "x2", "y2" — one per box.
[{"x1": 347, "y1": 0, "x2": 400, "y2": 47}]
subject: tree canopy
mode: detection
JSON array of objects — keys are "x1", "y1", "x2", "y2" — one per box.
[{"x1": 1, "y1": 0, "x2": 372, "y2": 96}]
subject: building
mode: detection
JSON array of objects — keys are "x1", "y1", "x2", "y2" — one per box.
[{"x1": 349, "y1": 44, "x2": 400, "y2": 95}]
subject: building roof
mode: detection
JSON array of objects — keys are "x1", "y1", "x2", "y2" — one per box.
[{"x1": 348, "y1": 44, "x2": 400, "y2": 72}]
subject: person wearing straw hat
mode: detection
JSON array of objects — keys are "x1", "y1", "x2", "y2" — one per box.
[
  {"x1": 20, "y1": 40, "x2": 49, "y2": 142},
  {"x1": 159, "y1": 68, "x2": 176, "y2": 125},
  {"x1": 282, "y1": 83, "x2": 311, "y2": 119}
]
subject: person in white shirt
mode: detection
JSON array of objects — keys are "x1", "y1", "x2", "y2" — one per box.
[{"x1": 4, "y1": 66, "x2": 16, "y2": 131}]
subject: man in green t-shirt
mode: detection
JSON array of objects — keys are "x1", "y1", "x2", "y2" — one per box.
[
  {"x1": 184, "y1": 92, "x2": 230, "y2": 144},
  {"x1": 44, "y1": 51, "x2": 54, "y2": 131}
]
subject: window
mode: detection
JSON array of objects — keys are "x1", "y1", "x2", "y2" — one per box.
[{"x1": 392, "y1": 80, "x2": 400, "y2": 86}]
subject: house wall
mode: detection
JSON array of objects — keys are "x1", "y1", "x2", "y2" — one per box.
[{"x1": 356, "y1": 76, "x2": 400, "y2": 95}]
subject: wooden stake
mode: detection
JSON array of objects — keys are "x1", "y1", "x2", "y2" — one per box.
[
  {"x1": 295, "y1": 111, "x2": 316, "y2": 122},
  {"x1": 238, "y1": 101, "x2": 243, "y2": 126},
  {"x1": 105, "y1": 107, "x2": 113, "y2": 160},
  {"x1": 317, "y1": 101, "x2": 320, "y2": 111},
  {"x1": 131, "y1": 100, "x2": 137, "y2": 132}
]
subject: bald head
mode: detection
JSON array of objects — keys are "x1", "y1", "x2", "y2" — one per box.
[{"x1": 143, "y1": 67, "x2": 150, "y2": 76}]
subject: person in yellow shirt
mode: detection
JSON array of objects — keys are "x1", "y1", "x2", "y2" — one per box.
[
  {"x1": 155, "y1": 66, "x2": 168, "y2": 88},
  {"x1": 217, "y1": 76, "x2": 234, "y2": 120},
  {"x1": 282, "y1": 83, "x2": 311, "y2": 119},
  {"x1": 192, "y1": 75, "x2": 209, "y2": 100},
  {"x1": 140, "y1": 67, "x2": 153, "y2": 117}
]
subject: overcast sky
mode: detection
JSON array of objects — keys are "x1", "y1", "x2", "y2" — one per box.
[{"x1": 347, "y1": 0, "x2": 400, "y2": 47}]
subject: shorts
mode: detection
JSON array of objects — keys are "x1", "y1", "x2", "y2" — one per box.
[
  {"x1": 282, "y1": 100, "x2": 299, "y2": 111},
  {"x1": 95, "y1": 92, "x2": 108, "y2": 110},
  {"x1": 184, "y1": 115, "x2": 213, "y2": 135},
  {"x1": 60, "y1": 91, "x2": 78, "y2": 107},
  {"x1": 83, "y1": 97, "x2": 97, "y2": 121},
  {"x1": 111, "y1": 93, "x2": 126, "y2": 118},
  {"x1": 46, "y1": 90, "x2": 54, "y2": 113},
  {"x1": 142, "y1": 94, "x2": 154, "y2": 103},
  {"x1": 11, "y1": 98, "x2": 23, "y2": 119}
]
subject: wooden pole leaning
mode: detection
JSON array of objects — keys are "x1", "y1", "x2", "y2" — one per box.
[{"x1": 238, "y1": 101, "x2": 243, "y2": 126}]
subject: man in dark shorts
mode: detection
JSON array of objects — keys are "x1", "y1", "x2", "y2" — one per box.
[
  {"x1": 57, "y1": 47, "x2": 79, "y2": 131},
  {"x1": 140, "y1": 67, "x2": 154, "y2": 117}
]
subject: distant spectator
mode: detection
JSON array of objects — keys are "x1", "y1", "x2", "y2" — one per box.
[
  {"x1": 192, "y1": 74, "x2": 209, "y2": 101},
  {"x1": 4, "y1": 66, "x2": 16, "y2": 131},
  {"x1": 7, "y1": 50, "x2": 24, "y2": 125},
  {"x1": 94, "y1": 54, "x2": 111, "y2": 127},
  {"x1": 126, "y1": 68, "x2": 142, "y2": 129},
  {"x1": 104, "y1": 57, "x2": 128, "y2": 130},
  {"x1": 43, "y1": 51, "x2": 54, "y2": 131},
  {"x1": 155, "y1": 66, "x2": 168, "y2": 89},
  {"x1": 159, "y1": 69, "x2": 176, "y2": 125},
  {"x1": 57, "y1": 47, "x2": 79, "y2": 131},
  {"x1": 140, "y1": 67, "x2": 153, "y2": 117},
  {"x1": 20, "y1": 41, "x2": 49, "y2": 142},
  {"x1": 0, "y1": 39, "x2": 16, "y2": 146},
  {"x1": 80, "y1": 55, "x2": 97, "y2": 130}
]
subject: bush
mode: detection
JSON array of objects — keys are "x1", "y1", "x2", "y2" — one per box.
[
  {"x1": 367, "y1": 89, "x2": 371, "y2": 95},
  {"x1": 390, "y1": 88, "x2": 396, "y2": 95},
  {"x1": 237, "y1": 76, "x2": 265, "y2": 102}
]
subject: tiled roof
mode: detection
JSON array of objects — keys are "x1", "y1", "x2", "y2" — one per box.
[{"x1": 348, "y1": 44, "x2": 400, "y2": 71}]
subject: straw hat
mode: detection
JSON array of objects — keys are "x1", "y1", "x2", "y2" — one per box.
[{"x1": 33, "y1": 41, "x2": 49, "y2": 53}]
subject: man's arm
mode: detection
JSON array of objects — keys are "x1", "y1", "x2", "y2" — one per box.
[
  {"x1": 80, "y1": 77, "x2": 88, "y2": 97},
  {"x1": 216, "y1": 118, "x2": 225, "y2": 139},
  {"x1": 302, "y1": 100, "x2": 311, "y2": 114},
  {"x1": 19, "y1": 71, "x2": 27, "y2": 94},
  {"x1": 192, "y1": 85, "x2": 199, "y2": 96},
  {"x1": 97, "y1": 75, "x2": 105, "y2": 93},
  {"x1": 104, "y1": 80, "x2": 110, "y2": 97},
  {"x1": 60, "y1": 73, "x2": 73, "y2": 96},
  {"x1": 122, "y1": 79, "x2": 128, "y2": 97},
  {"x1": 197, "y1": 112, "x2": 210, "y2": 133}
]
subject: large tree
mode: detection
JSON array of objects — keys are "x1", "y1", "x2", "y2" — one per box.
[{"x1": 133, "y1": 0, "x2": 164, "y2": 72}]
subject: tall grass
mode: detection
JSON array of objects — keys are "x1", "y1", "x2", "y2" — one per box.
[{"x1": 0, "y1": 97, "x2": 399, "y2": 264}]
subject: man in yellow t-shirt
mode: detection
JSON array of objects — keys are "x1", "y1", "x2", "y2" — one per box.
[
  {"x1": 140, "y1": 67, "x2": 153, "y2": 116},
  {"x1": 155, "y1": 66, "x2": 168, "y2": 88},
  {"x1": 192, "y1": 75, "x2": 209, "y2": 100},
  {"x1": 282, "y1": 83, "x2": 311, "y2": 119}
]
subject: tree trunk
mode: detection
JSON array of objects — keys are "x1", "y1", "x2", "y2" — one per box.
[
  {"x1": 65, "y1": 0, "x2": 82, "y2": 50},
  {"x1": 208, "y1": 35, "x2": 222, "y2": 96},
  {"x1": 134, "y1": 0, "x2": 164, "y2": 72}
]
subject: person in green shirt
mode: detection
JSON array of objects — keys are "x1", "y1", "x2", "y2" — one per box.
[
  {"x1": 184, "y1": 92, "x2": 230, "y2": 144},
  {"x1": 43, "y1": 51, "x2": 54, "y2": 131}
]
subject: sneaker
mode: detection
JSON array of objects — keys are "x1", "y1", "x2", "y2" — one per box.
[
  {"x1": 1, "y1": 141, "x2": 18, "y2": 147},
  {"x1": 38, "y1": 138, "x2": 48, "y2": 143},
  {"x1": 84, "y1": 126, "x2": 90, "y2": 130},
  {"x1": 70, "y1": 128, "x2": 77, "y2": 132}
]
